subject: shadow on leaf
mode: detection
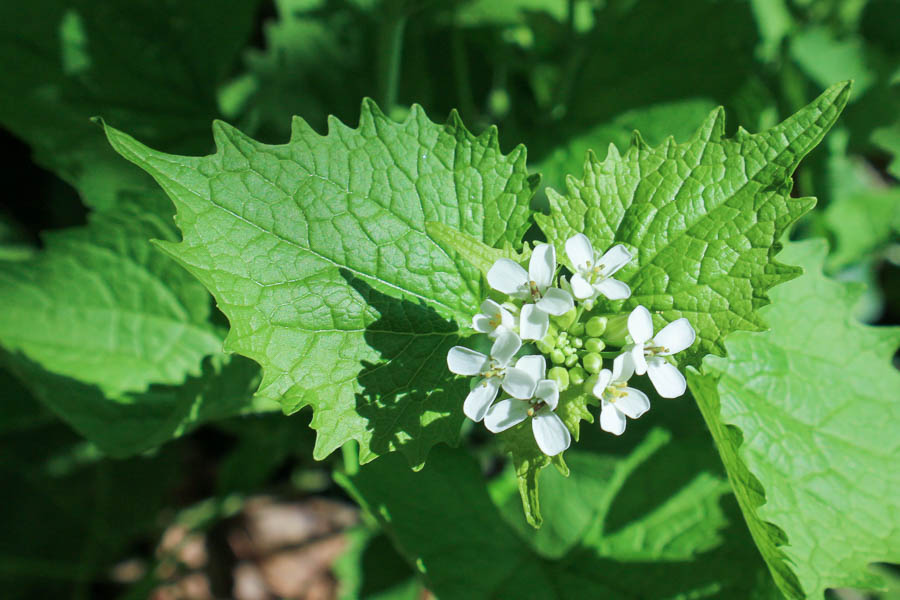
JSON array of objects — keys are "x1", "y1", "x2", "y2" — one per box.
[{"x1": 342, "y1": 270, "x2": 468, "y2": 469}]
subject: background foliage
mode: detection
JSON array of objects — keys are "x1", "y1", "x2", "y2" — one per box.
[{"x1": 0, "y1": 0, "x2": 897, "y2": 598}]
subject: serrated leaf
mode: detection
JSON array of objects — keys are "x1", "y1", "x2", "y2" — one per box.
[
  {"x1": 102, "y1": 101, "x2": 536, "y2": 468},
  {"x1": 425, "y1": 221, "x2": 530, "y2": 279},
  {"x1": 537, "y1": 82, "x2": 850, "y2": 367},
  {"x1": 689, "y1": 240, "x2": 900, "y2": 599},
  {"x1": 0, "y1": 202, "x2": 222, "y2": 395}
]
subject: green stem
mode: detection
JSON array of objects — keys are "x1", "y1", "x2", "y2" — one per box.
[
  {"x1": 342, "y1": 441, "x2": 360, "y2": 476},
  {"x1": 377, "y1": 11, "x2": 408, "y2": 112}
]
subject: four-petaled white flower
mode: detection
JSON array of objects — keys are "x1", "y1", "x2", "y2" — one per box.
[
  {"x1": 446, "y1": 329, "x2": 536, "y2": 422},
  {"x1": 483, "y1": 355, "x2": 571, "y2": 456},
  {"x1": 487, "y1": 244, "x2": 573, "y2": 341},
  {"x1": 472, "y1": 299, "x2": 515, "y2": 338},
  {"x1": 564, "y1": 234, "x2": 632, "y2": 301},
  {"x1": 626, "y1": 305, "x2": 695, "y2": 398},
  {"x1": 593, "y1": 354, "x2": 650, "y2": 435}
]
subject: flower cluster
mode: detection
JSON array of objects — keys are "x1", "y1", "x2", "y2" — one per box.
[{"x1": 447, "y1": 234, "x2": 696, "y2": 456}]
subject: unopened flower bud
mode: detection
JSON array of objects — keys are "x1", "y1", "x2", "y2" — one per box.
[
  {"x1": 583, "y1": 373, "x2": 600, "y2": 394},
  {"x1": 564, "y1": 354, "x2": 578, "y2": 367},
  {"x1": 585, "y1": 338, "x2": 605, "y2": 353},
  {"x1": 573, "y1": 337, "x2": 583, "y2": 349},
  {"x1": 551, "y1": 349, "x2": 566, "y2": 364},
  {"x1": 583, "y1": 352, "x2": 603, "y2": 374},
  {"x1": 548, "y1": 366, "x2": 570, "y2": 391},
  {"x1": 602, "y1": 314, "x2": 629, "y2": 345},
  {"x1": 554, "y1": 307, "x2": 577, "y2": 331},
  {"x1": 568, "y1": 366, "x2": 586, "y2": 386},
  {"x1": 536, "y1": 333, "x2": 556, "y2": 354},
  {"x1": 568, "y1": 322, "x2": 585, "y2": 337},
  {"x1": 585, "y1": 316, "x2": 608, "y2": 338}
]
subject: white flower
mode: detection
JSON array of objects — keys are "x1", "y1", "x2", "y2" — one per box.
[
  {"x1": 564, "y1": 233, "x2": 632, "y2": 301},
  {"x1": 592, "y1": 354, "x2": 650, "y2": 435},
  {"x1": 483, "y1": 354, "x2": 572, "y2": 456},
  {"x1": 446, "y1": 329, "x2": 536, "y2": 422},
  {"x1": 487, "y1": 244, "x2": 574, "y2": 340},
  {"x1": 472, "y1": 299, "x2": 515, "y2": 338},
  {"x1": 625, "y1": 305, "x2": 695, "y2": 398}
]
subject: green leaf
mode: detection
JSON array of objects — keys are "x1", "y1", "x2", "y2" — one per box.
[
  {"x1": 689, "y1": 240, "x2": 900, "y2": 599},
  {"x1": 824, "y1": 183, "x2": 900, "y2": 270},
  {"x1": 425, "y1": 220, "x2": 530, "y2": 279},
  {"x1": 0, "y1": 0, "x2": 261, "y2": 208},
  {"x1": 534, "y1": 99, "x2": 718, "y2": 197},
  {"x1": 339, "y1": 422, "x2": 784, "y2": 600},
  {"x1": 333, "y1": 528, "x2": 425, "y2": 600},
  {"x1": 3, "y1": 349, "x2": 269, "y2": 458},
  {"x1": 0, "y1": 200, "x2": 222, "y2": 396},
  {"x1": 537, "y1": 82, "x2": 849, "y2": 367},
  {"x1": 872, "y1": 119, "x2": 900, "y2": 179},
  {"x1": 102, "y1": 101, "x2": 536, "y2": 468},
  {"x1": 224, "y1": 0, "x2": 374, "y2": 143},
  {"x1": 790, "y1": 27, "x2": 876, "y2": 98},
  {"x1": 0, "y1": 385, "x2": 184, "y2": 598}
]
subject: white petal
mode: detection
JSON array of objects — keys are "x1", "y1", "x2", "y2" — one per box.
[
  {"x1": 630, "y1": 343, "x2": 648, "y2": 375},
  {"x1": 519, "y1": 304, "x2": 549, "y2": 341},
  {"x1": 569, "y1": 273, "x2": 595, "y2": 300},
  {"x1": 529, "y1": 243, "x2": 556, "y2": 291},
  {"x1": 490, "y1": 329, "x2": 521, "y2": 366},
  {"x1": 627, "y1": 305, "x2": 654, "y2": 344},
  {"x1": 501, "y1": 367, "x2": 538, "y2": 399},
  {"x1": 594, "y1": 278, "x2": 631, "y2": 301},
  {"x1": 515, "y1": 355, "x2": 546, "y2": 382},
  {"x1": 498, "y1": 306, "x2": 515, "y2": 331},
  {"x1": 447, "y1": 347, "x2": 488, "y2": 375},
  {"x1": 597, "y1": 244, "x2": 633, "y2": 276},
  {"x1": 480, "y1": 299, "x2": 503, "y2": 318},
  {"x1": 534, "y1": 379, "x2": 559, "y2": 410},
  {"x1": 653, "y1": 318, "x2": 696, "y2": 355},
  {"x1": 463, "y1": 378, "x2": 500, "y2": 421},
  {"x1": 487, "y1": 258, "x2": 529, "y2": 295},
  {"x1": 592, "y1": 369, "x2": 613, "y2": 399},
  {"x1": 616, "y1": 388, "x2": 650, "y2": 419},
  {"x1": 600, "y1": 402, "x2": 627, "y2": 435},
  {"x1": 536, "y1": 287, "x2": 574, "y2": 316},
  {"x1": 472, "y1": 314, "x2": 493, "y2": 333},
  {"x1": 611, "y1": 353, "x2": 634, "y2": 383},
  {"x1": 532, "y1": 410, "x2": 571, "y2": 456},
  {"x1": 647, "y1": 358, "x2": 687, "y2": 398},
  {"x1": 565, "y1": 233, "x2": 594, "y2": 271},
  {"x1": 483, "y1": 398, "x2": 530, "y2": 433}
]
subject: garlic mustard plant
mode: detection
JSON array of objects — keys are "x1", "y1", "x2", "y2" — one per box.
[{"x1": 449, "y1": 233, "x2": 697, "y2": 455}]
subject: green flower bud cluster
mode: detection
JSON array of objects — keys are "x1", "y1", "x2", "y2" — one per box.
[{"x1": 535, "y1": 311, "x2": 613, "y2": 393}]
